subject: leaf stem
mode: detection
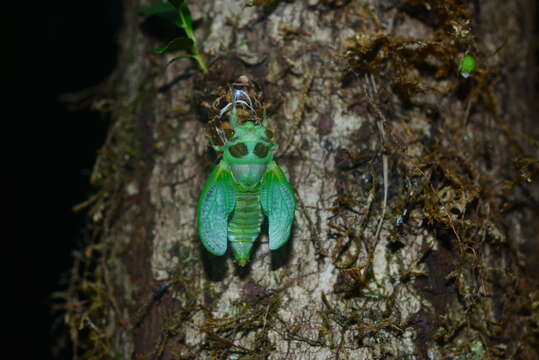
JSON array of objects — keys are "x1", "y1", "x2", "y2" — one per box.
[
  {"x1": 191, "y1": 44, "x2": 208, "y2": 74},
  {"x1": 178, "y1": 3, "x2": 208, "y2": 74}
]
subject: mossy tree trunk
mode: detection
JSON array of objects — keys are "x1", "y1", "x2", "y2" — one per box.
[{"x1": 66, "y1": 0, "x2": 539, "y2": 358}]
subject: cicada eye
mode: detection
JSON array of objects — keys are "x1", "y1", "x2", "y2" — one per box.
[
  {"x1": 224, "y1": 129, "x2": 235, "y2": 139},
  {"x1": 229, "y1": 143, "x2": 248, "y2": 158},
  {"x1": 265, "y1": 129, "x2": 273, "y2": 139},
  {"x1": 254, "y1": 143, "x2": 269, "y2": 158}
]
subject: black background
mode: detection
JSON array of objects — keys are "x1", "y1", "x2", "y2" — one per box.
[
  {"x1": 5, "y1": 1, "x2": 539, "y2": 359},
  {"x1": 7, "y1": 1, "x2": 122, "y2": 359}
]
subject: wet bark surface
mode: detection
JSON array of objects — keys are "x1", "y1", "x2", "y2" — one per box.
[{"x1": 65, "y1": 0, "x2": 538, "y2": 359}]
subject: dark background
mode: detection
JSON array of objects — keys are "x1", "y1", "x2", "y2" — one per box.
[
  {"x1": 5, "y1": 0, "x2": 538, "y2": 359},
  {"x1": 7, "y1": 1, "x2": 122, "y2": 359}
]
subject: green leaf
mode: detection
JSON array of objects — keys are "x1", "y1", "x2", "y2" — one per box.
[
  {"x1": 154, "y1": 37, "x2": 194, "y2": 54},
  {"x1": 168, "y1": 0, "x2": 184, "y2": 9},
  {"x1": 178, "y1": 3, "x2": 193, "y2": 36},
  {"x1": 138, "y1": 2, "x2": 176, "y2": 16}
]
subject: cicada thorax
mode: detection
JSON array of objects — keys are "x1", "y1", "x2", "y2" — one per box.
[{"x1": 223, "y1": 122, "x2": 275, "y2": 188}]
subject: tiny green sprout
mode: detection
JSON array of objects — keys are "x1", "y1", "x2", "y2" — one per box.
[
  {"x1": 468, "y1": 340, "x2": 485, "y2": 360},
  {"x1": 138, "y1": 1, "x2": 208, "y2": 74},
  {"x1": 459, "y1": 55, "x2": 476, "y2": 78}
]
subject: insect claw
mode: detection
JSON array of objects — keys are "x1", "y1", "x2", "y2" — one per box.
[
  {"x1": 234, "y1": 99, "x2": 254, "y2": 110},
  {"x1": 219, "y1": 102, "x2": 233, "y2": 118}
]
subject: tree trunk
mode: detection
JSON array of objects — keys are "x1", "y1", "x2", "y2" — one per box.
[{"x1": 66, "y1": 0, "x2": 539, "y2": 359}]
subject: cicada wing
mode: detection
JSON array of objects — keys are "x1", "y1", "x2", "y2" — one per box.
[
  {"x1": 197, "y1": 161, "x2": 236, "y2": 255},
  {"x1": 260, "y1": 161, "x2": 296, "y2": 250}
]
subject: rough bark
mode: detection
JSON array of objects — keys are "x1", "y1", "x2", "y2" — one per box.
[{"x1": 65, "y1": 0, "x2": 539, "y2": 359}]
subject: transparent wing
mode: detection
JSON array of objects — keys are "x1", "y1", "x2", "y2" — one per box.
[
  {"x1": 260, "y1": 161, "x2": 296, "y2": 250},
  {"x1": 197, "y1": 161, "x2": 236, "y2": 255}
]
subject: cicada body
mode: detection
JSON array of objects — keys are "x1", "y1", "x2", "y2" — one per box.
[{"x1": 197, "y1": 86, "x2": 296, "y2": 266}]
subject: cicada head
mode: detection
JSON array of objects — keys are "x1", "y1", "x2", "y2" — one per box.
[{"x1": 222, "y1": 111, "x2": 275, "y2": 187}]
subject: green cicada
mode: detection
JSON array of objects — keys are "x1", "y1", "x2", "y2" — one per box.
[{"x1": 197, "y1": 88, "x2": 296, "y2": 266}]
